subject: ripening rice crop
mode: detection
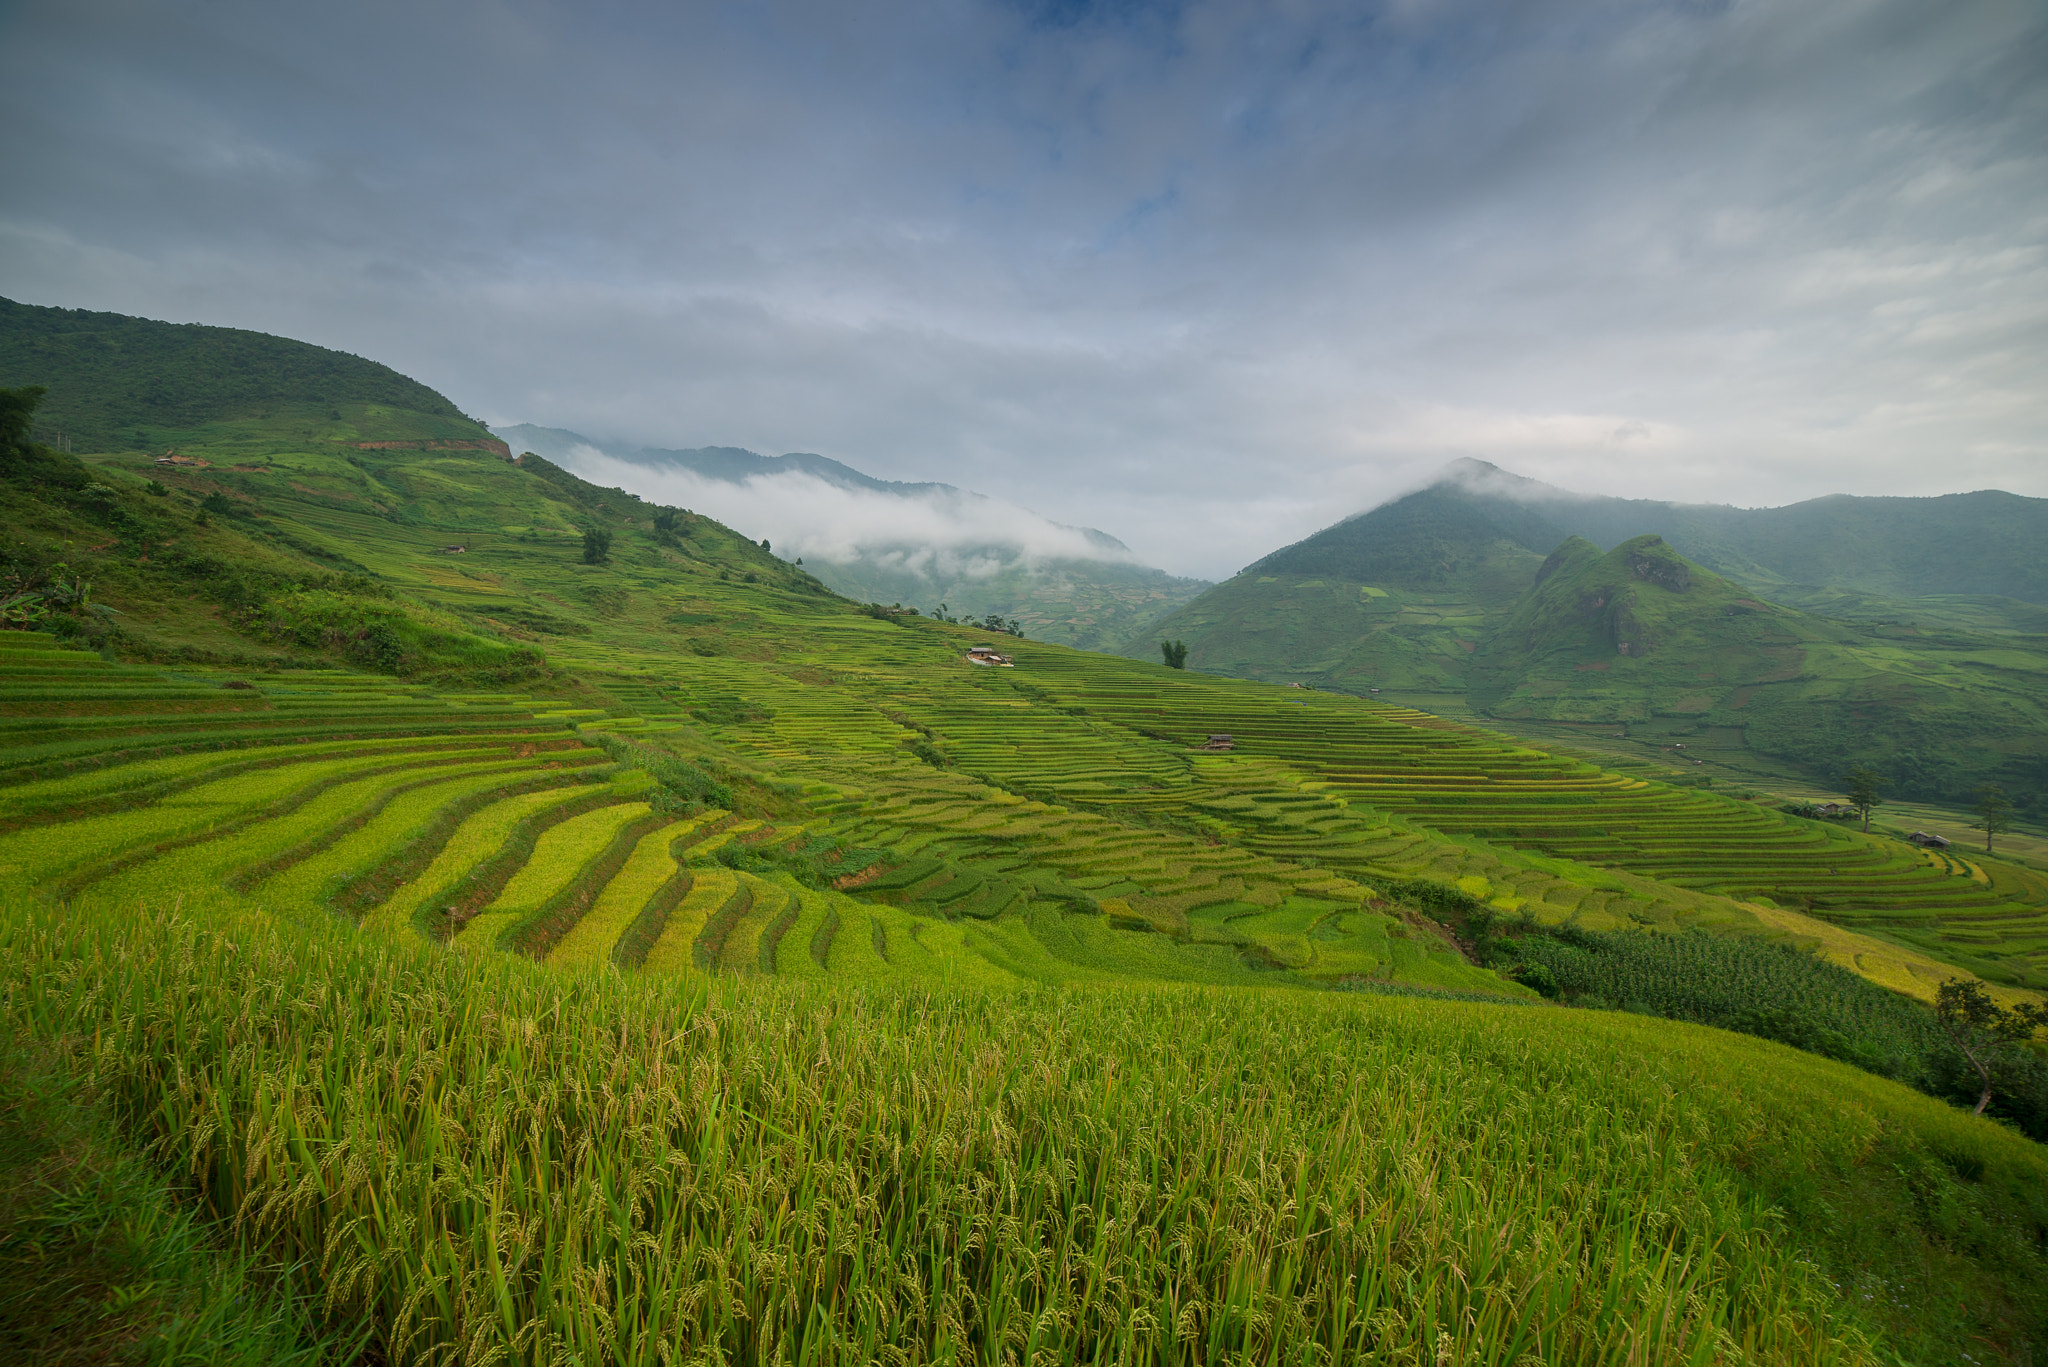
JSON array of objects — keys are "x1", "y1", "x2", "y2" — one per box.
[
  {"x1": 9, "y1": 890, "x2": 2046, "y2": 1366},
  {"x1": 360, "y1": 781, "x2": 608, "y2": 935},
  {"x1": 548, "y1": 814, "x2": 714, "y2": 969},
  {"x1": 454, "y1": 800, "x2": 653, "y2": 950}
]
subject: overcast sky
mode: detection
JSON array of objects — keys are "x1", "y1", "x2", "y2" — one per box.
[{"x1": 3, "y1": 0, "x2": 2043, "y2": 577}]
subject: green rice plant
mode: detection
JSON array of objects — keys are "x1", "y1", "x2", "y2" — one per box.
[
  {"x1": 0, "y1": 731, "x2": 580, "y2": 834},
  {"x1": 501, "y1": 808, "x2": 675, "y2": 959},
  {"x1": 86, "y1": 755, "x2": 533, "y2": 904},
  {"x1": 252, "y1": 762, "x2": 567, "y2": 912},
  {"x1": 641, "y1": 866, "x2": 738, "y2": 973},
  {"x1": 344, "y1": 775, "x2": 606, "y2": 932},
  {"x1": 786, "y1": 889, "x2": 837, "y2": 978},
  {"x1": 610, "y1": 822, "x2": 742, "y2": 968},
  {"x1": 0, "y1": 1035, "x2": 358, "y2": 1366},
  {"x1": 409, "y1": 777, "x2": 651, "y2": 940},
  {"x1": 548, "y1": 815, "x2": 713, "y2": 969},
  {"x1": 10, "y1": 889, "x2": 2046, "y2": 1365},
  {"x1": 1503, "y1": 925, "x2": 2048, "y2": 1139},
  {"x1": 453, "y1": 800, "x2": 655, "y2": 952},
  {"x1": 0, "y1": 751, "x2": 453, "y2": 891},
  {"x1": 691, "y1": 875, "x2": 756, "y2": 971},
  {"x1": 755, "y1": 881, "x2": 802, "y2": 974},
  {"x1": 0, "y1": 741, "x2": 337, "y2": 817}
]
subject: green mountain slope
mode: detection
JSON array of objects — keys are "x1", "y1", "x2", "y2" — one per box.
[
  {"x1": 809, "y1": 552, "x2": 1210, "y2": 652},
  {"x1": 1124, "y1": 484, "x2": 1550, "y2": 688},
  {"x1": 1126, "y1": 467, "x2": 2048, "y2": 810},
  {"x1": 1545, "y1": 487, "x2": 2048, "y2": 606}
]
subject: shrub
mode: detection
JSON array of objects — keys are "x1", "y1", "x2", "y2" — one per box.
[{"x1": 238, "y1": 589, "x2": 543, "y2": 679}]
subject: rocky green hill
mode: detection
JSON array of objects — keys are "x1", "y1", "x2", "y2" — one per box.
[{"x1": 1125, "y1": 467, "x2": 2048, "y2": 811}]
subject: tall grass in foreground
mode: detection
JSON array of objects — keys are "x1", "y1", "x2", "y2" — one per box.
[
  {"x1": 0, "y1": 1035, "x2": 357, "y2": 1364},
  {"x1": 4, "y1": 892, "x2": 2045, "y2": 1365}
]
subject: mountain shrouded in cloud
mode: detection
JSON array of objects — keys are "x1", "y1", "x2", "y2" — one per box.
[{"x1": 495, "y1": 424, "x2": 1209, "y2": 650}]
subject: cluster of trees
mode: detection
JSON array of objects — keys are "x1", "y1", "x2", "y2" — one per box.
[
  {"x1": 2, "y1": 384, "x2": 90, "y2": 493},
  {"x1": 1159, "y1": 639, "x2": 1188, "y2": 669},
  {"x1": 1838, "y1": 765, "x2": 2017, "y2": 853},
  {"x1": 917, "y1": 603, "x2": 1025, "y2": 637}
]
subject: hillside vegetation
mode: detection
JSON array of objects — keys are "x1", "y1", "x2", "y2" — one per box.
[
  {"x1": 0, "y1": 295, "x2": 493, "y2": 455},
  {"x1": 1125, "y1": 469, "x2": 2048, "y2": 815},
  {"x1": 3, "y1": 307, "x2": 2048, "y2": 1362}
]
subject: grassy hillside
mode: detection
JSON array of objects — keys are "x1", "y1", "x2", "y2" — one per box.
[
  {"x1": 0, "y1": 296, "x2": 494, "y2": 456},
  {"x1": 1125, "y1": 476, "x2": 2048, "y2": 814},
  {"x1": 1124, "y1": 485, "x2": 1547, "y2": 689},
  {"x1": 1466, "y1": 535, "x2": 2048, "y2": 807},
  {"x1": 6, "y1": 315, "x2": 2048, "y2": 1361},
  {"x1": 810, "y1": 551, "x2": 1212, "y2": 652}
]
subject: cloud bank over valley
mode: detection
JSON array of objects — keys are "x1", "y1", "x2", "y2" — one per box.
[{"x1": 548, "y1": 441, "x2": 1138, "y2": 577}]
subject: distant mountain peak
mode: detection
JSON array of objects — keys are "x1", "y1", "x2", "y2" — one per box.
[{"x1": 1431, "y1": 457, "x2": 1571, "y2": 503}]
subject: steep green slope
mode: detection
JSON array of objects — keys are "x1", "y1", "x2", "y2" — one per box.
[
  {"x1": 812, "y1": 551, "x2": 1211, "y2": 652},
  {"x1": 1124, "y1": 485, "x2": 1551, "y2": 688},
  {"x1": 1473, "y1": 535, "x2": 2048, "y2": 811},
  {"x1": 1554, "y1": 488, "x2": 2048, "y2": 607}
]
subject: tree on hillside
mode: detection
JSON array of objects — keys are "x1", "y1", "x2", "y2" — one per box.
[
  {"x1": 1934, "y1": 978, "x2": 2048, "y2": 1115},
  {"x1": 0, "y1": 385, "x2": 87, "y2": 492},
  {"x1": 0, "y1": 384, "x2": 48, "y2": 459},
  {"x1": 1844, "y1": 766, "x2": 1886, "y2": 833},
  {"x1": 581, "y1": 528, "x2": 613, "y2": 565},
  {"x1": 1973, "y1": 784, "x2": 2014, "y2": 855},
  {"x1": 1161, "y1": 639, "x2": 1188, "y2": 669}
]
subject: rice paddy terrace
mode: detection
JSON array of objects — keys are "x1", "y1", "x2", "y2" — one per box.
[{"x1": 9, "y1": 579, "x2": 2044, "y2": 1000}]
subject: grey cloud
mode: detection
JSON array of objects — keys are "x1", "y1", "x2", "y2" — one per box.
[{"x1": 1, "y1": 0, "x2": 2043, "y2": 578}]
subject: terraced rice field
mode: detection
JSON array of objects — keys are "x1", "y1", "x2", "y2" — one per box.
[
  {"x1": 0, "y1": 630, "x2": 1505, "y2": 993},
  {"x1": 6, "y1": 604, "x2": 2043, "y2": 999},
  {"x1": 585, "y1": 616, "x2": 2048, "y2": 993}
]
